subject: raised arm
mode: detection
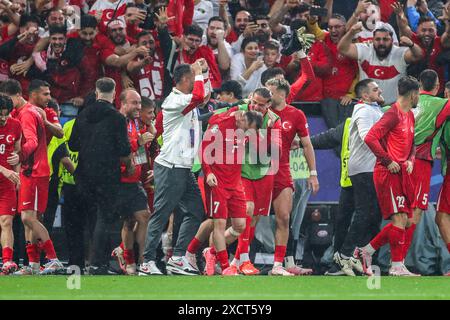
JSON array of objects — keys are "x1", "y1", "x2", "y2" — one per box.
[
  {"x1": 440, "y1": 4, "x2": 450, "y2": 49},
  {"x1": 401, "y1": 36, "x2": 423, "y2": 64},
  {"x1": 337, "y1": 22, "x2": 362, "y2": 60},
  {"x1": 346, "y1": 0, "x2": 371, "y2": 31},
  {"x1": 392, "y1": 1, "x2": 413, "y2": 38}
]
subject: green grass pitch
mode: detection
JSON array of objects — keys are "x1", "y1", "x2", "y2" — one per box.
[{"x1": 0, "y1": 276, "x2": 449, "y2": 300}]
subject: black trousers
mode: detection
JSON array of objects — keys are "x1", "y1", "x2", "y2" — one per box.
[
  {"x1": 333, "y1": 186, "x2": 355, "y2": 253},
  {"x1": 62, "y1": 183, "x2": 96, "y2": 269},
  {"x1": 43, "y1": 177, "x2": 60, "y2": 238},
  {"x1": 77, "y1": 178, "x2": 121, "y2": 267},
  {"x1": 340, "y1": 173, "x2": 382, "y2": 257},
  {"x1": 320, "y1": 98, "x2": 355, "y2": 129}
]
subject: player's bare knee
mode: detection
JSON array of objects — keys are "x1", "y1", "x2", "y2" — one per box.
[
  {"x1": 232, "y1": 219, "x2": 246, "y2": 234},
  {"x1": 0, "y1": 216, "x2": 12, "y2": 229},
  {"x1": 246, "y1": 202, "x2": 255, "y2": 216}
]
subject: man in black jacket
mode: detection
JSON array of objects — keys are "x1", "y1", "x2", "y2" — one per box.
[{"x1": 68, "y1": 77, "x2": 133, "y2": 274}]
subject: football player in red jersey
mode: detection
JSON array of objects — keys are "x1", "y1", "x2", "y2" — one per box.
[
  {"x1": 201, "y1": 109, "x2": 263, "y2": 275},
  {"x1": 0, "y1": 79, "x2": 63, "y2": 275},
  {"x1": 27, "y1": 80, "x2": 63, "y2": 145},
  {"x1": 0, "y1": 94, "x2": 21, "y2": 274},
  {"x1": 361, "y1": 76, "x2": 420, "y2": 276},
  {"x1": 267, "y1": 78, "x2": 319, "y2": 276}
]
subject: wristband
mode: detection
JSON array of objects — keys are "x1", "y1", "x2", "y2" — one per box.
[
  {"x1": 310, "y1": 170, "x2": 318, "y2": 176},
  {"x1": 408, "y1": 43, "x2": 414, "y2": 48}
]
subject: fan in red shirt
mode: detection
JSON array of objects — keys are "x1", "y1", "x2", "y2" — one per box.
[
  {"x1": 0, "y1": 15, "x2": 40, "y2": 99},
  {"x1": 267, "y1": 78, "x2": 319, "y2": 276},
  {"x1": 311, "y1": 15, "x2": 358, "y2": 128},
  {"x1": 201, "y1": 108, "x2": 263, "y2": 276},
  {"x1": 225, "y1": 10, "x2": 251, "y2": 45},
  {"x1": 97, "y1": 19, "x2": 149, "y2": 108},
  {"x1": 394, "y1": 6, "x2": 450, "y2": 93},
  {"x1": 127, "y1": 31, "x2": 165, "y2": 102},
  {"x1": 0, "y1": 79, "x2": 64, "y2": 276},
  {"x1": 111, "y1": 89, "x2": 151, "y2": 275},
  {"x1": 361, "y1": 76, "x2": 420, "y2": 277},
  {"x1": 27, "y1": 80, "x2": 63, "y2": 145},
  {"x1": 66, "y1": 15, "x2": 103, "y2": 108},
  {"x1": 0, "y1": 95, "x2": 21, "y2": 275}
]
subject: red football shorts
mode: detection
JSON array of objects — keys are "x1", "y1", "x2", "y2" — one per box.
[
  {"x1": 273, "y1": 163, "x2": 294, "y2": 200},
  {"x1": 411, "y1": 159, "x2": 432, "y2": 210},
  {"x1": 0, "y1": 181, "x2": 17, "y2": 216},
  {"x1": 242, "y1": 174, "x2": 274, "y2": 216},
  {"x1": 18, "y1": 175, "x2": 49, "y2": 214},
  {"x1": 373, "y1": 164, "x2": 414, "y2": 220},
  {"x1": 205, "y1": 182, "x2": 247, "y2": 220},
  {"x1": 437, "y1": 173, "x2": 450, "y2": 215}
]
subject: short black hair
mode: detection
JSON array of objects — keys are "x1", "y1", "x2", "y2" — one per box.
[
  {"x1": 373, "y1": 27, "x2": 393, "y2": 38},
  {"x1": 245, "y1": 110, "x2": 263, "y2": 130},
  {"x1": 240, "y1": 36, "x2": 258, "y2": 52},
  {"x1": 29, "y1": 79, "x2": 50, "y2": 94},
  {"x1": 418, "y1": 16, "x2": 436, "y2": 27},
  {"x1": 47, "y1": 98, "x2": 60, "y2": 113},
  {"x1": 81, "y1": 14, "x2": 98, "y2": 29},
  {"x1": 254, "y1": 15, "x2": 270, "y2": 22},
  {"x1": 208, "y1": 16, "x2": 225, "y2": 27},
  {"x1": 355, "y1": 79, "x2": 376, "y2": 98},
  {"x1": 0, "y1": 79, "x2": 22, "y2": 96},
  {"x1": 0, "y1": 95, "x2": 14, "y2": 113},
  {"x1": 184, "y1": 24, "x2": 204, "y2": 38},
  {"x1": 264, "y1": 40, "x2": 280, "y2": 52},
  {"x1": 398, "y1": 76, "x2": 420, "y2": 96},
  {"x1": 445, "y1": 81, "x2": 450, "y2": 91},
  {"x1": 419, "y1": 69, "x2": 439, "y2": 92},
  {"x1": 137, "y1": 30, "x2": 152, "y2": 42},
  {"x1": 49, "y1": 25, "x2": 67, "y2": 36},
  {"x1": 141, "y1": 96, "x2": 155, "y2": 109},
  {"x1": 261, "y1": 67, "x2": 285, "y2": 86},
  {"x1": 173, "y1": 64, "x2": 193, "y2": 84},
  {"x1": 215, "y1": 80, "x2": 243, "y2": 99},
  {"x1": 253, "y1": 87, "x2": 272, "y2": 101},
  {"x1": 19, "y1": 14, "x2": 41, "y2": 28},
  {"x1": 96, "y1": 77, "x2": 116, "y2": 94}
]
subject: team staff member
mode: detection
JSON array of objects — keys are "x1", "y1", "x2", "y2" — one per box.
[
  {"x1": 139, "y1": 60, "x2": 208, "y2": 276},
  {"x1": 69, "y1": 77, "x2": 133, "y2": 275},
  {"x1": 0, "y1": 79, "x2": 63, "y2": 276},
  {"x1": 0, "y1": 95, "x2": 21, "y2": 275}
]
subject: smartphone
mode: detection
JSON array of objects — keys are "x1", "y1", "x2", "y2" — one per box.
[{"x1": 310, "y1": 7, "x2": 328, "y2": 17}]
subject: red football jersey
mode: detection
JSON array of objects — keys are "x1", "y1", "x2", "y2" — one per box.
[
  {"x1": 365, "y1": 102, "x2": 415, "y2": 166},
  {"x1": 44, "y1": 107, "x2": 60, "y2": 145},
  {"x1": 120, "y1": 119, "x2": 143, "y2": 184},
  {"x1": 13, "y1": 103, "x2": 50, "y2": 178},
  {"x1": 271, "y1": 105, "x2": 309, "y2": 165},
  {"x1": 201, "y1": 111, "x2": 245, "y2": 189},
  {"x1": 0, "y1": 117, "x2": 21, "y2": 183}
]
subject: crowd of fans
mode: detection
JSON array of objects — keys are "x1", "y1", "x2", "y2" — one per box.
[{"x1": 0, "y1": 0, "x2": 450, "y2": 277}]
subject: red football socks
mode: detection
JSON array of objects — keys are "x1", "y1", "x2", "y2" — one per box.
[
  {"x1": 237, "y1": 216, "x2": 252, "y2": 257},
  {"x1": 389, "y1": 226, "x2": 406, "y2": 263},
  {"x1": 216, "y1": 250, "x2": 229, "y2": 270},
  {"x1": 274, "y1": 245, "x2": 287, "y2": 263},
  {"x1": 26, "y1": 243, "x2": 40, "y2": 263},
  {"x1": 447, "y1": 243, "x2": 450, "y2": 253},
  {"x1": 2, "y1": 247, "x2": 13, "y2": 263},
  {"x1": 123, "y1": 249, "x2": 135, "y2": 265},
  {"x1": 370, "y1": 223, "x2": 392, "y2": 250},
  {"x1": 210, "y1": 246, "x2": 216, "y2": 255},
  {"x1": 403, "y1": 223, "x2": 416, "y2": 260},
  {"x1": 187, "y1": 237, "x2": 202, "y2": 254},
  {"x1": 119, "y1": 242, "x2": 125, "y2": 250},
  {"x1": 41, "y1": 239, "x2": 57, "y2": 260}
]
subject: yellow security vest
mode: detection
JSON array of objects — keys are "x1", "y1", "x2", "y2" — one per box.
[
  {"x1": 60, "y1": 119, "x2": 78, "y2": 186},
  {"x1": 340, "y1": 118, "x2": 352, "y2": 188}
]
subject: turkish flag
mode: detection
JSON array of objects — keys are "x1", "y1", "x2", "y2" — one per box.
[{"x1": 361, "y1": 60, "x2": 400, "y2": 80}]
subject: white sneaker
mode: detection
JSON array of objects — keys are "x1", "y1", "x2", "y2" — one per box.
[
  {"x1": 389, "y1": 264, "x2": 421, "y2": 277},
  {"x1": 333, "y1": 252, "x2": 355, "y2": 276},
  {"x1": 138, "y1": 261, "x2": 163, "y2": 276},
  {"x1": 185, "y1": 254, "x2": 198, "y2": 272},
  {"x1": 166, "y1": 256, "x2": 199, "y2": 275},
  {"x1": 40, "y1": 259, "x2": 65, "y2": 275},
  {"x1": 268, "y1": 265, "x2": 294, "y2": 276},
  {"x1": 125, "y1": 263, "x2": 137, "y2": 275}
]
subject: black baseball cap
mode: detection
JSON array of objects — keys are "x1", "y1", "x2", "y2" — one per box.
[{"x1": 214, "y1": 80, "x2": 243, "y2": 99}]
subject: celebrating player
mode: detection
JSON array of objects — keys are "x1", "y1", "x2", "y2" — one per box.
[
  {"x1": 360, "y1": 76, "x2": 420, "y2": 276},
  {"x1": 0, "y1": 79, "x2": 63, "y2": 275},
  {"x1": 202, "y1": 109, "x2": 263, "y2": 275},
  {"x1": 0, "y1": 94, "x2": 21, "y2": 275},
  {"x1": 267, "y1": 78, "x2": 319, "y2": 276}
]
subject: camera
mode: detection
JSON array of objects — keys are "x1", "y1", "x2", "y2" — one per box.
[{"x1": 280, "y1": 19, "x2": 307, "y2": 56}]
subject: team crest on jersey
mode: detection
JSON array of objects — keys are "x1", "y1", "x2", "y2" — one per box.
[
  {"x1": 282, "y1": 121, "x2": 292, "y2": 131},
  {"x1": 210, "y1": 124, "x2": 219, "y2": 133}
]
